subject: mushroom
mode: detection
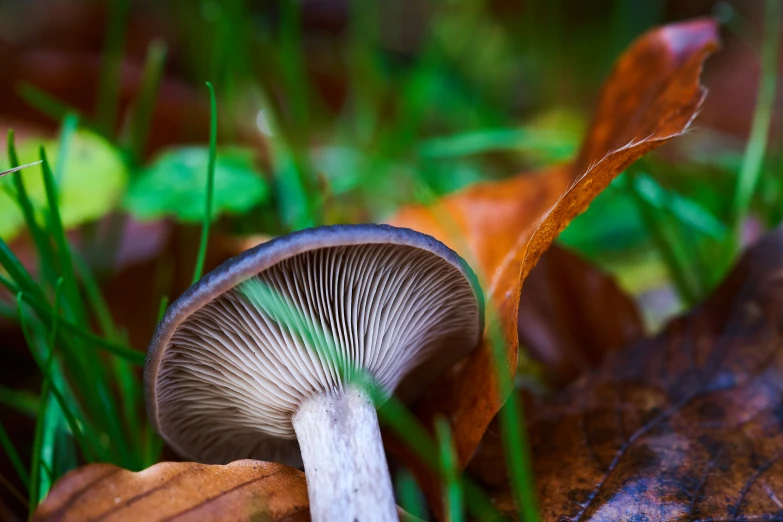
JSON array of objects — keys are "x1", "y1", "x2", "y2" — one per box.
[{"x1": 145, "y1": 224, "x2": 483, "y2": 522}]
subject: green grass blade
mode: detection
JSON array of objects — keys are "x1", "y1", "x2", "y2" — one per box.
[
  {"x1": 37, "y1": 279, "x2": 69, "y2": 499},
  {"x1": 15, "y1": 294, "x2": 144, "y2": 363},
  {"x1": 6, "y1": 130, "x2": 58, "y2": 287},
  {"x1": 250, "y1": 86, "x2": 317, "y2": 230},
  {"x1": 347, "y1": 0, "x2": 384, "y2": 140},
  {"x1": 24, "y1": 287, "x2": 59, "y2": 508},
  {"x1": 157, "y1": 295, "x2": 169, "y2": 322},
  {"x1": 732, "y1": 0, "x2": 781, "y2": 245},
  {"x1": 0, "y1": 386, "x2": 39, "y2": 417},
  {"x1": 142, "y1": 422, "x2": 163, "y2": 468},
  {"x1": 40, "y1": 148, "x2": 86, "y2": 325},
  {"x1": 63, "y1": 323, "x2": 145, "y2": 362},
  {"x1": 14, "y1": 275, "x2": 129, "y2": 466},
  {"x1": 395, "y1": 469, "x2": 426, "y2": 520},
  {"x1": 28, "y1": 383, "x2": 48, "y2": 512},
  {"x1": 626, "y1": 170, "x2": 701, "y2": 305},
  {"x1": 271, "y1": 146, "x2": 316, "y2": 230},
  {"x1": 76, "y1": 251, "x2": 142, "y2": 464},
  {"x1": 0, "y1": 273, "x2": 141, "y2": 364},
  {"x1": 0, "y1": 236, "x2": 45, "y2": 302},
  {"x1": 72, "y1": 254, "x2": 117, "y2": 338},
  {"x1": 279, "y1": 0, "x2": 309, "y2": 129},
  {"x1": 17, "y1": 296, "x2": 100, "y2": 464},
  {"x1": 17, "y1": 84, "x2": 80, "y2": 124},
  {"x1": 47, "y1": 278, "x2": 63, "y2": 359},
  {"x1": 0, "y1": 421, "x2": 29, "y2": 489},
  {"x1": 37, "y1": 394, "x2": 61, "y2": 502},
  {"x1": 418, "y1": 128, "x2": 577, "y2": 160},
  {"x1": 628, "y1": 172, "x2": 726, "y2": 239},
  {"x1": 435, "y1": 417, "x2": 464, "y2": 522},
  {"x1": 497, "y1": 393, "x2": 538, "y2": 522},
  {"x1": 484, "y1": 308, "x2": 539, "y2": 522},
  {"x1": 192, "y1": 82, "x2": 218, "y2": 284},
  {"x1": 377, "y1": 396, "x2": 502, "y2": 521},
  {"x1": 6, "y1": 129, "x2": 19, "y2": 167},
  {"x1": 55, "y1": 115, "x2": 79, "y2": 183},
  {"x1": 96, "y1": 0, "x2": 130, "y2": 135},
  {"x1": 127, "y1": 39, "x2": 167, "y2": 162}
]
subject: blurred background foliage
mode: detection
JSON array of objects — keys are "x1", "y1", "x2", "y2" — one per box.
[{"x1": 0, "y1": 0, "x2": 779, "y2": 519}]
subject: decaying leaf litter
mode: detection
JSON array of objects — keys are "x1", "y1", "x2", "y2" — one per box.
[
  {"x1": 0, "y1": 2, "x2": 779, "y2": 520},
  {"x1": 17, "y1": 15, "x2": 760, "y2": 522},
  {"x1": 472, "y1": 225, "x2": 783, "y2": 521},
  {"x1": 36, "y1": 220, "x2": 783, "y2": 522}
]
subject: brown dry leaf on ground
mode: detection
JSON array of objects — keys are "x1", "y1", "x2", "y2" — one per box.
[
  {"x1": 32, "y1": 460, "x2": 310, "y2": 522},
  {"x1": 32, "y1": 460, "x2": 422, "y2": 522},
  {"x1": 389, "y1": 17, "x2": 720, "y2": 484},
  {"x1": 518, "y1": 244, "x2": 644, "y2": 389},
  {"x1": 471, "y1": 227, "x2": 783, "y2": 521}
]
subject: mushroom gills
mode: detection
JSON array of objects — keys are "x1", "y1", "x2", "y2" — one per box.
[{"x1": 156, "y1": 242, "x2": 479, "y2": 464}]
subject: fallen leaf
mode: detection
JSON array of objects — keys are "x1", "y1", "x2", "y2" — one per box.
[
  {"x1": 388, "y1": 17, "x2": 719, "y2": 500},
  {"x1": 33, "y1": 459, "x2": 423, "y2": 522},
  {"x1": 518, "y1": 244, "x2": 644, "y2": 388},
  {"x1": 472, "y1": 226, "x2": 783, "y2": 521},
  {"x1": 32, "y1": 459, "x2": 310, "y2": 522}
]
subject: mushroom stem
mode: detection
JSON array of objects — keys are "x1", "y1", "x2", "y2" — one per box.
[{"x1": 292, "y1": 385, "x2": 397, "y2": 522}]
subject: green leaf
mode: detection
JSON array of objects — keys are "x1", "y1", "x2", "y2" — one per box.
[
  {"x1": 0, "y1": 130, "x2": 128, "y2": 241},
  {"x1": 124, "y1": 147, "x2": 268, "y2": 222}
]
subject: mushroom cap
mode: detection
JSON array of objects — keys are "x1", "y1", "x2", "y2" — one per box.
[{"x1": 145, "y1": 224, "x2": 483, "y2": 465}]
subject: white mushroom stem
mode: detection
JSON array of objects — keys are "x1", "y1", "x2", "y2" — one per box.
[{"x1": 292, "y1": 386, "x2": 397, "y2": 522}]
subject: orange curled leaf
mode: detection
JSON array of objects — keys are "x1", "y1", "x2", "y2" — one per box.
[
  {"x1": 389, "y1": 17, "x2": 720, "y2": 478},
  {"x1": 32, "y1": 460, "x2": 310, "y2": 522}
]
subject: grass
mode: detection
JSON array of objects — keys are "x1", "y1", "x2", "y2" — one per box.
[
  {"x1": 95, "y1": 0, "x2": 130, "y2": 136},
  {"x1": 126, "y1": 40, "x2": 168, "y2": 163},
  {"x1": 732, "y1": 0, "x2": 781, "y2": 245},
  {"x1": 436, "y1": 418, "x2": 465, "y2": 522},
  {"x1": 192, "y1": 82, "x2": 219, "y2": 284},
  {"x1": 0, "y1": 2, "x2": 780, "y2": 521},
  {"x1": 1, "y1": 126, "x2": 149, "y2": 509}
]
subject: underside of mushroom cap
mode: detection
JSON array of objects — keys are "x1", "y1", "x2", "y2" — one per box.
[{"x1": 145, "y1": 224, "x2": 483, "y2": 465}]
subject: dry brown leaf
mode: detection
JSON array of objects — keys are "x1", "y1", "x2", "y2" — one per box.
[
  {"x1": 518, "y1": 244, "x2": 644, "y2": 388},
  {"x1": 472, "y1": 227, "x2": 783, "y2": 521},
  {"x1": 32, "y1": 460, "x2": 310, "y2": 522},
  {"x1": 389, "y1": 18, "x2": 720, "y2": 485},
  {"x1": 33, "y1": 459, "x2": 424, "y2": 522}
]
